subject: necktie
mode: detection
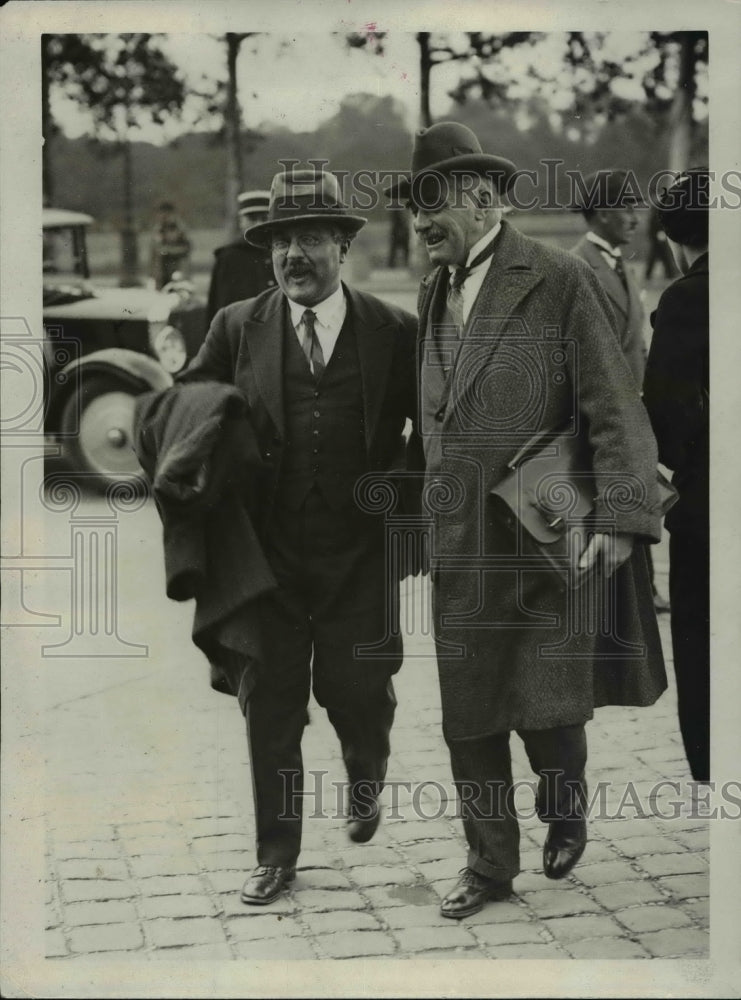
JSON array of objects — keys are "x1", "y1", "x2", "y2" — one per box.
[
  {"x1": 447, "y1": 236, "x2": 500, "y2": 329},
  {"x1": 301, "y1": 309, "x2": 325, "y2": 380},
  {"x1": 601, "y1": 248, "x2": 627, "y2": 289}
]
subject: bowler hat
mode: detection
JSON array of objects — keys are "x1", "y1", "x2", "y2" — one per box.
[
  {"x1": 572, "y1": 169, "x2": 646, "y2": 213},
  {"x1": 237, "y1": 189, "x2": 270, "y2": 214},
  {"x1": 246, "y1": 170, "x2": 367, "y2": 248},
  {"x1": 656, "y1": 168, "x2": 710, "y2": 248},
  {"x1": 386, "y1": 121, "x2": 517, "y2": 200}
]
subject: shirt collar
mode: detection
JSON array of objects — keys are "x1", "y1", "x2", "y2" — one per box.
[
  {"x1": 287, "y1": 283, "x2": 345, "y2": 329},
  {"x1": 448, "y1": 221, "x2": 502, "y2": 280},
  {"x1": 586, "y1": 231, "x2": 622, "y2": 257}
]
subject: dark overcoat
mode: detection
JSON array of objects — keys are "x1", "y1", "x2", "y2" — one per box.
[
  {"x1": 571, "y1": 235, "x2": 647, "y2": 385},
  {"x1": 206, "y1": 241, "x2": 277, "y2": 325},
  {"x1": 643, "y1": 253, "x2": 709, "y2": 536},
  {"x1": 418, "y1": 220, "x2": 667, "y2": 740}
]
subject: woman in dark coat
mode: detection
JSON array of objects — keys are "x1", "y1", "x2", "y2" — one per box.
[{"x1": 643, "y1": 169, "x2": 710, "y2": 782}]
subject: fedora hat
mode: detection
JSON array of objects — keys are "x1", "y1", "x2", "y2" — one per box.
[
  {"x1": 572, "y1": 169, "x2": 647, "y2": 213},
  {"x1": 387, "y1": 121, "x2": 517, "y2": 200},
  {"x1": 246, "y1": 169, "x2": 367, "y2": 248}
]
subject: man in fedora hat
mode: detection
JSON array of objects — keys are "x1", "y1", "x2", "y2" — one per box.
[
  {"x1": 181, "y1": 168, "x2": 418, "y2": 906},
  {"x1": 571, "y1": 169, "x2": 670, "y2": 613},
  {"x1": 393, "y1": 122, "x2": 666, "y2": 918},
  {"x1": 206, "y1": 189, "x2": 277, "y2": 325}
]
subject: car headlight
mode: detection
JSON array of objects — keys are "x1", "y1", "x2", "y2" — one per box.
[{"x1": 149, "y1": 323, "x2": 188, "y2": 374}]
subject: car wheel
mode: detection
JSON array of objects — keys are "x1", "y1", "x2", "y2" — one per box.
[{"x1": 60, "y1": 375, "x2": 146, "y2": 492}]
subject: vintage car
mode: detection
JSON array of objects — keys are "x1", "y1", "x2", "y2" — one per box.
[{"x1": 43, "y1": 207, "x2": 208, "y2": 490}]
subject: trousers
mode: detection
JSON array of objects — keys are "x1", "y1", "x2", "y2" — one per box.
[
  {"x1": 669, "y1": 531, "x2": 710, "y2": 782},
  {"x1": 245, "y1": 487, "x2": 400, "y2": 867},
  {"x1": 446, "y1": 723, "x2": 587, "y2": 881}
]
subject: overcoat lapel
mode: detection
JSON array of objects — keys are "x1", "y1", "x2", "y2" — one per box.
[
  {"x1": 580, "y1": 239, "x2": 628, "y2": 318},
  {"x1": 242, "y1": 291, "x2": 286, "y2": 436},
  {"x1": 346, "y1": 284, "x2": 397, "y2": 451},
  {"x1": 441, "y1": 221, "x2": 543, "y2": 428}
]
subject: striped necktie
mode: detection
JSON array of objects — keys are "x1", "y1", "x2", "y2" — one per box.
[
  {"x1": 301, "y1": 309, "x2": 325, "y2": 381},
  {"x1": 447, "y1": 236, "x2": 500, "y2": 328}
]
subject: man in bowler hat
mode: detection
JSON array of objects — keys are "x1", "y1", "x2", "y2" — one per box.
[
  {"x1": 181, "y1": 168, "x2": 418, "y2": 905},
  {"x1": 206, "y1": 189, "x2": 277, "y2": 325},
  {"x1": 571, "y1": 169, "x2": 647, "y2": 386},
  {"x1": 643, "y1": 169, "x2": 710, "y2": 782},
  {"x1": 572, "y1": 169, "x2": 670, "y2": 613},
  {"x1": 392, "y1": 122, "x2": 666, "y2": 918}
]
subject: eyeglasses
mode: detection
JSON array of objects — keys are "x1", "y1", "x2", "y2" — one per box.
[{"x1": 271, "y1": 234, "x2": 327, "y2": 255}]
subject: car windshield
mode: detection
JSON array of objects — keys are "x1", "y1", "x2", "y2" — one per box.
[{"x1": 43, "y1": 224, "x2": 95, "y2": 306}]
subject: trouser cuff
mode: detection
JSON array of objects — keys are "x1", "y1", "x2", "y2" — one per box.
[{"x1": 467, "y1": 850, "x2": 518, "y2": 884}]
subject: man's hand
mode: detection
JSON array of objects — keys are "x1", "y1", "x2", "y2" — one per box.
[{"x1": 577, "y1": 532, "x2": 634, "y2": 579}]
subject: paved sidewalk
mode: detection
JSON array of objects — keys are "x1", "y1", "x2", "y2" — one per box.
[{"x1": 43, "y1": 531, "x2": 709, "y2": 963}]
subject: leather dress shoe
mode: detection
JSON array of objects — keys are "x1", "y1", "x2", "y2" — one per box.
[
  {"x1": 240, "y1": 865, "x2": 296, "y2": 905},
  {"x1": 543, "y1": 817, "x2": 587, "y2": 879},
  {"x1": 347, "y1": 803, "x2": 381, "y2": 843},
  {"x1": 440, "y1": 868, "x2": 513, "y2": 919}
]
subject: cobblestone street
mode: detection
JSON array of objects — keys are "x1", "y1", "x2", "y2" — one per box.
[{"x1": 38, "y1": 497, "x2": 713, "y2": 974}]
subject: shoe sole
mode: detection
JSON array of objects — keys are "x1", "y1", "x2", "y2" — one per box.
[
  {"x1": 240, "y1": 872, "x2": 296, "y2": 905},
  {"x1": 440, "y1": 884, "x2": 514, "y2": 920}
]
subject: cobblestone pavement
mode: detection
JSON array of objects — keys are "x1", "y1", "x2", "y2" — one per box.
[{"x1": 41, "y1": 507, "x2": 712, "y2": 968}]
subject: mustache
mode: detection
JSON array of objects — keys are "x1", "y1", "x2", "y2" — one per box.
[{"x1": 284, "y1": 262, "x2": 315, "y2": 276}]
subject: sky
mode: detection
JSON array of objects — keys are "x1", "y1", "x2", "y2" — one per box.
[{"x1": 47, "y1": 31, "x2": 679, "y2": 145}]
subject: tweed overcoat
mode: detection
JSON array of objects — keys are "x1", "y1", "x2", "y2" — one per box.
[
  {"x1": 571, "y1": 235, "x2": 647, "y2": 385},
  {"x1": 418, "y1": 220, "x2": 667, "y2": 740}
]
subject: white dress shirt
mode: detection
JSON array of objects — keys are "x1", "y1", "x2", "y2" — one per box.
[
  {"x1": 448, "y1": 221, "x2": 502, "y2": 324},
  {"x1": 287, "y1": 284, "x2": 347, "y2": 367},
  {"x1": 586, "y1": 230, "x2": 623, "y2": 270}
]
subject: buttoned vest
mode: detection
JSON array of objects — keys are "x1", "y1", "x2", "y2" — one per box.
[{"x1": 278, "y1": 310, "x2": 366, "y2": 511}]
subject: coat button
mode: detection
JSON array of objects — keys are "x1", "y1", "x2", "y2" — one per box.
[{"x1": 313, "y1": 410, "x2": 321, "y2": 418}]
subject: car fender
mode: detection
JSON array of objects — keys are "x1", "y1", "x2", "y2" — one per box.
[{"x1": 47, "y1": 348, "x2": 173, "y2": 430}]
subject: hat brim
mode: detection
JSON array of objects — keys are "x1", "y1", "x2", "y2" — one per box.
[
  {"x1": 385, "y1": 153, "x2": 517, "y2": 200},
  {"x1": 246, "y1": 213, "x2": 367, "y2": 248},
  {"x1": 570, "y1": 196, "x2": 647, "y2": 213}
]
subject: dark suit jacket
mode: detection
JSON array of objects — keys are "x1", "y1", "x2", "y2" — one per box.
[
  {"x1": 572, "y1": 235, "x2": 647, "y2": 386},
  {"x1": 180, "y1": 283, "x2": 419, "y2": 535},
  {"x1": 643, "y1": 253, "x2": 709, "y2": 535}
]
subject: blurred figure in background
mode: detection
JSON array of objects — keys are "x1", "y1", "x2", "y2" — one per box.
[
  {"x1": 572, "y1": 169, "x2": 670, "y2": 613},
  {"x1": 207, "y1": 189, "x2": 277, "y2": 324},
  {"x1": 150, "y1": 200, "x2": 191, "y2": 289},
  {"x1": 645, "y1": 203, "x2": 678, "y2": 282},
  {"x1": 387, "y1": 208, "x2": 410, "y2": 269},
  {"x1": 643, "y1": 169, "x2": 710, "y2": 783}
]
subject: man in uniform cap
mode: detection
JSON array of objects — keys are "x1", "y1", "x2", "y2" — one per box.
[
  {"x1": 181, "y1": 168, "x2": 418, "y2": 906},
  {"x1": 206, "y1": 189, "x2": 277, "y2": 324},
  {"x1": 392, "y1": 122, "x2": 666, "y2": 918},
  {"x1": 572, "y1": 169, "x2": 670, "y2": 612}
]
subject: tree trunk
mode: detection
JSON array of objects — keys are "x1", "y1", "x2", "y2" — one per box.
[
  {"x1": 666, "y1": 36, "x2": 694, "y2": 173},
  {"x1": 417, "y1": 32, "x2": 432, "y2": 128},
  {"x1": 224, "y1": 33, "x2": 244, "y2": 243},
  {"x1": 119, "y1": 137, "x2": 141, "y2": 287},
  {"x1": 41, "y1": 39, "x2": 54, "y2": 205}
]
